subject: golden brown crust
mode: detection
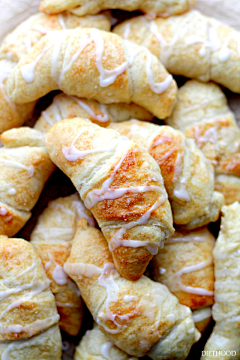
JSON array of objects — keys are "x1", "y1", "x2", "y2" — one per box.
[
  {"x1": 109, "y1": 120, "x2": 223, "y2": 228},
  {"x1": 151, "y1": 228, "x2": 215, "y2": 309},
  {"x1": 0, "y1": 127, "x2": 55, "y2": 236},
  {"x1": 7, "y1": 28, "x2": 177, "y2": 119},
  {"x1": 30, "y1": 193, "x2": 93, "y2": 336},
  {"x1": 45, "y1": 118, "x2": 173, "y2": 281},
  {"x1": 0, "y1": 236, "x2": 60, "y2": 341},
  {"x1": 39, "y1": 0, "x2": 195, "y2": 16},
  {"x1": 114, "y1": 11, "x2": 240, "y2": 93},
  {"x1": 34, "y1": 93, "x2": 154, "y2": 132},
  {"x1": 65, "y1": 219, "x2": 199, "y2": 359}
]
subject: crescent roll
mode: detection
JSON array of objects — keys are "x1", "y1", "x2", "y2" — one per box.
[
  {"x1": 0, "y1": 12, "x2": 110, "y2": 134},
  {"x1": 45, "y1": 117, "x2": 174, "y2": 281},
  {"x1": 74, "y1": 323, "x2": 138, "y2": 360},
  {"x1": 7, "y1": 28, "x2": 177, "y2": 119},
  {"x1": 109, "y1": 120, "x2": 223, "y2": 229},
  {"x1": 114, "y1": 10, "x2": 240, "y2": 93},
  {"x1": 0, "y1": 235, "x2": 61, "y2": 359},
  {"x1": 202, "y1": 202, "x2": 240, "y2": 359},
  {"x1": 30, "y1": 193, "x2": 95, "y2": 336},
  {"x1": 151, "y1": 227, "x2": 215, "y2": 332},
  {"x1": 34, "y1": 93, "x2": 154, "y2": 132},
  {"x1": 65, "y1": 219, "x2": 200, "y2": 359},
  {"x1": 0, "y1": 127, "x2": 55, "y2": 237},
  {"x1": 166, "y1": 80, "x2": 240, "y2": 205},
  {"x1": 39, "y1": 0, "x2": 196, "y2": 17}
]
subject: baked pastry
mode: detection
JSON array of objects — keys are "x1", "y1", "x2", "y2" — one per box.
[
  {"x1": 0, "y1": 12, "x2": 110, "y2": 134},
  {"x1": 192, "y1": 307, "x2": 212, "y2": 334},
  {"x1": 0, "y1": 127, "x2": 55, "y2": 237},
  {"x1": 151, "y1": 227, "x2": 215, "y2": 332},
  {"x1": 34, "y1": 93, "x2": 154, "y2": 132},
  {"x1": 39, "y1": 0, "x2": 196, "y2": 17},
  {"x1": 166, "y1": 80, "x2": 240, "y2": 205},
  {"x1": 202, "y1": 202, "x2": 240, "y2": 358},
  {"x1": 74, "y1": 323, "x2": 138, "y2": 360},
  {"x1": 65, "y1": 219, "x2": 200, "y2": 359},
  {"x1": 0, "y1": 235, "x2": 61, "y2": 359},
  {"x1": 45, "y1": 117, "x2": 174, "y2": 281},
  {"x1": 30, "y1": 193, "x2": 95, "y2": 336},
  {"x1": 113, "y1": 10, "x2": 240, "y2": 93},
  {"x1": 7, "y1": 28, "x2": 177, "y2": 119},
  {"x1": 109, "y1": 120, "x2": 223, "y2": 228}
]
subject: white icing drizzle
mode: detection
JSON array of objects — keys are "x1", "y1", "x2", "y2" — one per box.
[
  {"x1": 167, "y1": 235, "x2": 204, "y2": 243},
  {"x1": 58, "y1": 30, "x2": 128, "y2": 87},
  {"x1": 0, "y1": 314, "x2": 60, "y2": 336},
  {"x1": 165, "y1": 313, "x2": 176, "y2": 322},
  {"x1": 46, "y1": 253, "x2": 68, "y2": 285},
  {"x1": 0, "y1": 280, "x2": 51, "y2": 319},
  {"x1": 41, "y1": 110, "x2": 54, "y2": 126},
  {"x1": 56, "y1": 301, "x2": 79, "y2": 308},
  {"x1": 192, "y1": 307, "x2": 212, "y2": 323},
  {"x1": 72, "y1": 199, "x2": 95, "y2": 227},
  {"x1": 108, "y1": 195, "x2": 165, "y2": 253},
  {"x1": 123, "y1": 23, "x2": 131, "y2": 39},
  {"x1": 62, "y1": 127, "x2": 115, "y2": 162},
  {"x1": 0, "y1": 207, "x2": 7, "y2": 215},
  {"x1": 0, "y1": 66, "x2": 15, "y2": 109},
  {"x1": 57, "y1": 14, "x2": 66, "y2": 29},
  {"x1": 218, "y1": 35, "x2": 231, "y2": 62},
  {"x1": 23, "y1": 33, "x2": 32, "y2": 54},
  {"x1": 163, "y1": 257, "x2": 214, "y2": 296},
  {"x1": 8, "y1": 187, "x2": 16, "y2": 195},
  {"x1": 101, "y1": 342, "x2": 113, "y2": 360},
  {"x1": 64, "y1": 262, "x2": 103, "y2": 277},
  {"x1": 172, "y1": 145, "x2": 190, "y2": 202},
  {"x1": 0, "y1": 158, "x2": 34, "y2": 177},
  {"x1": 123, "y1": 295, "x2": 139, "y2": 303},
  {"x1": 21, "y1": 44, "x2": 51, "y2": 83},
  {"x1": 71, "y1": 96, "x2": 109, "y2": 123},
  {"x1": 32, "y1": 24, "x2": 48, "y2": 34},
  {"x1": 194, "y1": 125, "x2": 219, "y2": 147}
]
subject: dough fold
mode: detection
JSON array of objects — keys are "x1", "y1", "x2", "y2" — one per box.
[
  {"x1": 45, "y1": 117, "x2": 174, "y2": 281},
  {"x1": 7, "y1": 28, "x2": 177, "y2": 119},
  {"x1": 65, "y1": 219, "x2": 200, "y2": 359}
]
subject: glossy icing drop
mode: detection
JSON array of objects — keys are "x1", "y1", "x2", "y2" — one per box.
[
  {"x1": 101, "y1": 341, "x2": 113, "y2": 360},
  {"x1": 163, "y1": 257, "x2": 214, "y2": 296}
]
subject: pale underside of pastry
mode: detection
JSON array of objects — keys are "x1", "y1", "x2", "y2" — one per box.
[
  {"x1": 202, "y1": 202, "x2": 240, "y2": 359},
  {"x1": 0, "y1": 127, "x2": 55, "y2": 237},
  {"x1": 114, "y1": 10, "x2": 240, "y2": 93},
  {"x1": 74, "y1": 323, "x2": 138, "y2": 360},
  {"x1": 151, "y1": 227, "x2": 215, "y2": 333},
  {"x1": 0, "y1": 11, "x2": 110, "y2": 134},
  {"x1": 166, "y1": 79, "x2": 240, "y2": 205},
  {"x1": 30, "y1": 193, "x2": 95, "y2": 336},
  {"x1": 109, "y1": 120, "x2": 223, "y2": 229},
  {"x1": 65, "y1": 219, "x2": 200, "y2": 359},
  {"x1": 34, "y1": 93, "x2": 154, "y2": 132},
  {"x1": 39, "y1": 0, "x2": 196, "y2": 17},
  {"x1": 0, "y1": 236, "x2": 61, "y2": 359},
  {"x1": 45, "y1": 117, "x2": 174, "y2": 281},
  {"x1": 7, "y1": 28, "x2": 177, "y2": 119}
]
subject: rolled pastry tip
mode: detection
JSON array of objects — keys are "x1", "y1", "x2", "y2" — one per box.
[
  {"x1": 45, "y1": 117, "x2": 174, "y2": 281},
  {"x1": 166, "y1": 79, "x2": 240, "y2": 205},
  {"x1": 39, "y1": 0, "x2": 196, "y2": 17},
  {"x1": 192, "y1": 307, "x2": 212, "y2": 334},
  {"x1": 65, "y1": 218, "x2": 200, "y2": 359},
  {"x1": 0, "y1": 235, "x2": 61, "y2": 360},
  {"x1": 0, "y1": 12, "x2": 110, "y2": 134},
  {"x1": 34, "y1": 93, "x2": 154, "y2": 132},
  {"x1": 0, "y1": 127, "x2": 55, "y2": 237},
  {"x1": 202, "y1": 202, "x2": 240, "y2": 359},
  {"x1": 109, "y1": 120, "x2": 223, "y2": 228},
  {"x1": 74, "y1": 323, "x2": 138, "y2": 360},
  {"x1": 151, "y1": 227, "x2": 215, "y2": 317},
  {"x1": 114, "y1": 10, "x2": 240, "y2": 93},
  {"x1": 30, "y1": 193, "x2": 95, "y2": 336},
  {"x1": 7, "y1": 28, "x2": 177, "y2": 119}
]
